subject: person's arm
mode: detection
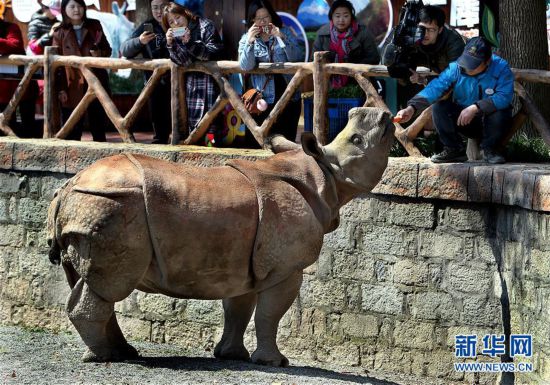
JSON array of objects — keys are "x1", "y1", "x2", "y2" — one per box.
[
  {"x1": 408, "y1": 63, "x2": 459, "y2": 112},
  {"x1": 0, "y1": 23, "x2": 24, "y2": 54},
  {"x1": 120, "y1": 24, "x2": 146, "y2": 58},
  {"x1": 185, "y1": 20, "x2": 223, "y2": 61},
  {"x1": 238, "y1": 33, "x2": 256, "y2": 71},
  {"x1": 168, "y1": 39, "x2": 189, "y2": 66},
  {"x1": 476, "y1": 61, "x2": 515, "y2": 114}
]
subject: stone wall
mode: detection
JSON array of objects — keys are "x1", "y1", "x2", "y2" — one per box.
[{"x1": 0, "y1": 138, "x2": 549, "y2": 385}]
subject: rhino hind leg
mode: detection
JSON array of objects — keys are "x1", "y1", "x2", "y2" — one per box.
[
  {"x1": 67, "y1": 278, "x2": 138, "y2": 362},
  {"x1": 251, "y1": 271, "x2": 303, "y2": 367},
  {"x1": 214, "y1": 292, "x2": 258, "y2": 361}
]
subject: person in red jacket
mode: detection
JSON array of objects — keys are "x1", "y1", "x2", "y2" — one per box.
[{"x1": 0, "y1": 19, "x2": 39, "y2": 137}]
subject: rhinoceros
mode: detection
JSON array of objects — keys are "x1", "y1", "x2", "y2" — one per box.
[{"x1": 47, "y1": 107, "x2": 394, "y2": 366}]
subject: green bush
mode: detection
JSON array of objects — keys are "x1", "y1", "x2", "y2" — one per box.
[{"x1": 109, "y1": 71, "x2": 144, "y2": 95}]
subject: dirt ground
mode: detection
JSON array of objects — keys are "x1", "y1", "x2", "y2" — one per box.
[{"x1": 0, "y1": 325, "x2": 427, "y2": 385}]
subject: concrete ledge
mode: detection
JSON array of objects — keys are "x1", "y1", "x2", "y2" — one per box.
[
  {"x1": 373, "y1": 157, "x2": 550, "y2": 213},
  {"x1": 1, "y1": 137, "x2": 549, "y2": 212}
]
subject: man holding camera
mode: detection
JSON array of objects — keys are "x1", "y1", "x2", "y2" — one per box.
[
  {"x1": 395, "y1": 37, "x2": 514, "y2": 164},
  {"x1": 408, "y1": 5, "x2": 465, "y2": 85}
]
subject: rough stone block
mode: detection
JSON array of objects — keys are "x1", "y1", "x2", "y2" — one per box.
[
  {"x1": 0, "y1": 173, "x2": 26, "y2": 194},
  {"x1": 0, "y1": 198, "x2": 8, "y2": 222},
  {"x1": 19, "y1": 198, "x2": 49, "y2": 225},
  {"x1": 0, "y1": 225, "x2": 25, "y2": 247},
  {"x1": 491, "y1": 167, "x2": 505, "y2": 204},
  {"x1": 437, "y1": 207, "x2": 488, "y2": 233},
  {"x1": 446, "y1": 325, "x2": 496, "y2": 348},
  {"x1": 182, "y1": 299, "x2": 223, "y2": 325},
  {"x1": 117, "y1": 315, "x2": 151, "y2": 341},
  {"x1": 468, "y1": 165, "x2": 494, "y2": 203},
  {"x1": 136, "y1": 292, "x2": 177, "y2": 321},
  {"x1": 529, "y1": 248, "x2": 550, "y2": 280},
  {"x1": 418, "y1": 163, "x2": 469, "y2": 201},
  {"x1": 40, "y1": 175, "x2": 69, "y2": 201},
  {"x1": 362, "y1": 225, "x2": 417, "y2": 258},
  {"x1": 501, "y1": 167, "x2": 536, "y2": 210},
  {"x1": 340, "y1": 313, "x2": 379, "y2": 338},
  {"x1": 388, "y1": 202, "x2": 435, "y2": 229},
  {"x1": 164, "y1": 321, "x2": 220, "y2": 351},
  {"x1": 300, "y1": 277, "x2": 347, "y2": 312},
  {"x1": 418, "y1": 231, "x2": 464, "y2": 259},
  {"x1": 0, "y1": 141, "x2": 13, "y2": 169},
  {"x1": 13, "y1": 141, "x2": 66, "y2": 173},
  {"x1": 409, "y1": 291, "x2": 461, "y2": 322},
  {"x1": 533, "y1": 173, "x2": 550, "y2": 212},
  {"x1": 340, "y1": 196, "x2": 390, "y2": 223},
  {"x1": 393, "y1": 259, "x2": 430, "y2": 286},
  {"x1": 373, "y1": 348, "x2": 414, "y2": 374},
  {"x1": 393, "y1": 320, "x2": 434, "y2": 350},
  {"x1": 446, "y1": 262, "x2": 493, "y2": 294},
  {"x1": 361, "y1": 284, "x2": 404, "y2": 315},
  {"x1": 461, "y1": 296, "x2": 502, "y2": 327},
  {"x1": 372, "y1": 158, "x2": 418, "y2": 197},
  {"x1": 332, "y1": 251, "x2": 374, "y2": 281}
]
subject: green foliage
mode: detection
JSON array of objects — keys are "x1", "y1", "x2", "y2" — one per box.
[
  {"x1": 327, "y1": 84, "x2": 364, "y2": 99},
  {"x1": 109, "y1": 71, "x2": 144, "y2": 95},
  {"x1": 506, "y1": 133, "x2": 550, "y2": 163}
]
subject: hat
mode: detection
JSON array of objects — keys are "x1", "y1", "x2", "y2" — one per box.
[
  {"x1": 39, "y1": 0, "x2": 62, "y2": 16},
  {"x1": 457, "y1": 37, "x2": 492, "y2": 71}
]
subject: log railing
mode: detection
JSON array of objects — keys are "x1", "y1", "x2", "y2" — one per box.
[{"x1": 0, "y1": 47, "x2": 549, "y2": 158}]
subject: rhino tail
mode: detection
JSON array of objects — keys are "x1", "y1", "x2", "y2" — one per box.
[{"x1": 47, "y1": 184, "x2": 67, "y2": 265}]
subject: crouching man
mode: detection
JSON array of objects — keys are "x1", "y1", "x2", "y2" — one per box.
[{"x1": 395, "y1": 37, "x2": 514, "y2": 164}]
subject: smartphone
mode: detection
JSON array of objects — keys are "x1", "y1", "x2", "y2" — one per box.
[
  {"x1": 143, "y1": 23, "x2": 154, "y2": 33},
  {"x1": 261, "y1": 25, "x2": 272, "y2": 34},
  {"x1": 172, "y1": 26, "x2": 189, "y2": 37}
]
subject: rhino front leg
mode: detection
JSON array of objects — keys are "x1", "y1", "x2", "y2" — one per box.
[
  {"x1": 67, "y1": 278, "x2": 138, "y2": 362},
  {"x1": 214, "y1": 292, "x2": 257, "y2": 361},
  {"x1": 251, "y1": 271, "x2": 303, "y2": 367}
]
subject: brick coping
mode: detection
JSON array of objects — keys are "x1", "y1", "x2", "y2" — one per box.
[{"x1": 1, "y1": 137, "x2": 549, "y2": 212}]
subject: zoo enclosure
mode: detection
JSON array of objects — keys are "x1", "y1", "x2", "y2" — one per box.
[{"x1": 0, "y1": 47, "x2": 549, "y2": 156}]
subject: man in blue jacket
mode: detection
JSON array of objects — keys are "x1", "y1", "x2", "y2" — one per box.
[{"x1": 395, "y1": 37, "x2": 514, "y2": 164}]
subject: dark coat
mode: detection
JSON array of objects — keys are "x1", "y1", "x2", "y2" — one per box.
[
  {"x1": 313, "y1": 23, "x2": 380, "y2": 65},
  {"x1": 120, "y1": 18, "x2": 169, "y2": 60},
  {"x1": 52, "y1": 19, "x2": 112, "y2": 109},
  {"x1": 414, "y1": 26, "x2": 466, "y2": 73},
  {"x1": 27, "y1": 11, "x2": 56, "y2": 54}
]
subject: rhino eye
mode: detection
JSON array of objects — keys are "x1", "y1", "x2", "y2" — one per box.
[{"x1": 351, "y1": 134, "x2": 363, "y2": 146}]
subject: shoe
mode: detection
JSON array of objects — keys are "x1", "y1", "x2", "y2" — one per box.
[
  {"x1": 482, "y1": 149, "x2": 505, "y2": 164},
  {"x1": 430, "y1": 147, "x2": 467, "y2": 163}
]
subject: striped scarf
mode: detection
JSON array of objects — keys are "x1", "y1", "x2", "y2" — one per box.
[{"x1": 329, "y1": 20, "x2": 359, "y2": 88}]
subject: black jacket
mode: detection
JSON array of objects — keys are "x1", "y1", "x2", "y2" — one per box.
[
  {"x1": 313, "y1": 23, "x2": 380, "y2": 64},
  {"x1": 414, "y1": 26, "x2": 465, "y2": 73},
  {"x1": 27, "y1": 11, "x2": 56, "y2": 49},
  {"x1": 121, "y1": 18, "x2": 169, "y2": 60}
]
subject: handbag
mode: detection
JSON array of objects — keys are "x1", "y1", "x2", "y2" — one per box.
[
  {"x1": 242, "y1": 73, "x2": 271, "y2": 115},
  {"x1": 242, "y1": 88, "x2": 264, "y2": 115}
]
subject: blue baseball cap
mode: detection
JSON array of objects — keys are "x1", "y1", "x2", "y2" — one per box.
[{"x1": 457, "y1": 37, "x2": 492, "y2": 70}]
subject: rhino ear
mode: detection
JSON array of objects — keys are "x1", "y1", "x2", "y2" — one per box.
[{"x1": 301, "y1": 132, "x2": 324, "y2": 160}]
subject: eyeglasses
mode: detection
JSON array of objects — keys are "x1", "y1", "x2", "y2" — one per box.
[
  {"x1": 424, "y1": 27, "x2": 438, "y2": 34},
  {"x1": 254, "y1": 15, "x2": 271, "y2": 23}
]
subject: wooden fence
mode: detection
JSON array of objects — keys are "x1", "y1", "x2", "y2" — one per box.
[{"x1": 0, "y1": 46, "x2": 549, "y2": 157}]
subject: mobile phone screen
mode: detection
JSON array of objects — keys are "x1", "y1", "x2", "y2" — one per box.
[{"x1": 144, "y1": 23, "x2": 153, "y2": 33}]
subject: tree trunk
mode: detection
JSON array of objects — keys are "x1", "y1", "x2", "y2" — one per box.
[
  {"x1": 500, "y1": 0, "x2": 550, "y2": 137},
  {"x1": 135, "y1": 0, "x2": 151, "y2": 25}
]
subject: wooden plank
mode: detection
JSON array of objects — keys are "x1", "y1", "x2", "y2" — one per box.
[{"x1": 313, "y1": 51, "x2": 331, "y2": 144}]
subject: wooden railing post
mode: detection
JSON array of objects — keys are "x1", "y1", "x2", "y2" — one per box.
[
  {"x1": 313, "y1": 51, "x2": 331, "y2": 145},
  {"x1": 43, "y1": 46, "x2": 59, "y2": 138},
  {"x1": 170, "y1": 63, "x2": 187, "y2": 145}
]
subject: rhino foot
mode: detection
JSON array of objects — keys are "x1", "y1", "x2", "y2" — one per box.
[
  {"x1": 214, "y1": 342, "x2": 250, "y2": 361},
  {"x1": 82, "y1": 344, "x2": 139, "y2": 362},
  {"x1": 251, "y1": 350, "x2": 289, "y2": 367}
]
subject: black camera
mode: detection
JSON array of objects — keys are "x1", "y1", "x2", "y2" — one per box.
[{"x1": 382, "y1": 0, "x2": 425, "y2": 79}]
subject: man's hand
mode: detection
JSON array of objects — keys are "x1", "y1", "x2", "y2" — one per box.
[
  {"x1": 394, "y1": 106, "x2": 415, "y2": 124},
  {"x1": 58, "y1": 91, "x2": 68, "y2": 104},
  {"x1": 457, "y1": 104, "x2": 479, "y2": 126},
  {"x1": 409, "y1": 69, "x2": 427, "y2": 86}
]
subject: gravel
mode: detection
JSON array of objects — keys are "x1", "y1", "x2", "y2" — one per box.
[{"x1": 0, "y1": 325, "x2": 425, "y2": 385}]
